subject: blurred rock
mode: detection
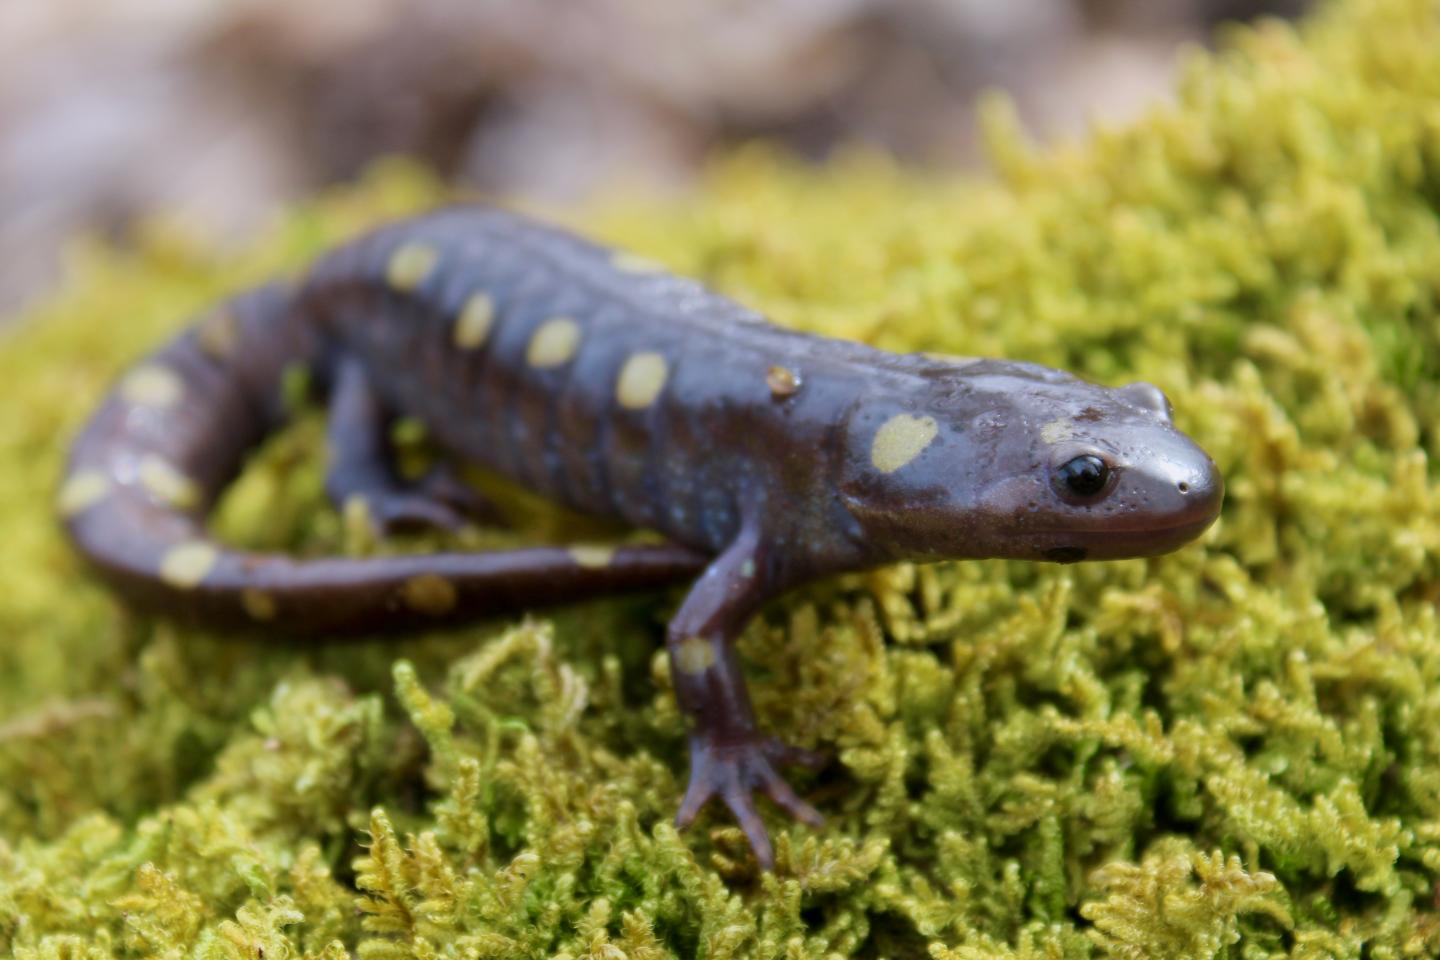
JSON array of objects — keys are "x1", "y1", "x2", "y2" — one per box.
[{"x1": 0, "y1": 0, "x2": 1309, "y2": 314}]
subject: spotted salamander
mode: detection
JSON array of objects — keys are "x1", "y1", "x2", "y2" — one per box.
[{"x1": 60, "y1": 204, "x2": 1223, "y2": 868}]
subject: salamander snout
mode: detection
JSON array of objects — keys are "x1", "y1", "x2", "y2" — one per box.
[
  {"x1": 1012, "y1": 394, "x2": 1223, "y2": 563},
  {"x1": 1064, "y1": 428, "x2": 1223, "y2": 559},
  {"x1": 1150, "y1": 444, "x2": 1224, "y2": 539}
]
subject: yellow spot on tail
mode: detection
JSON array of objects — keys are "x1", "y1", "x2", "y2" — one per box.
[
  {"x1": 453, "y1": 293, "x2": 495, "y2": 349},
  {"x1": 616, "y1": 352, "x2": 668, "y2": 410},
  {"x1": 612, "y1": 252, "x2": 665, "y2": 274},
  {"x1": 871, "y1": 413, "x2": 939, "y2": 474},
  {"x1": 1041, "y1": 418, "x2": 1075, "y2": 444},
  {"x1": 241, "y1": 588, "x2": 277, "y2": 622},
  {"x1": 387, "y1": 242, "x2": 439, "y2": 291},
  {"x1": 675, "y1": 636, "x2": 716, "y2": 675},
  {"x1": 401, "y1": 573, "x2": 457, "y2": 616},
  {"x1": 197, "y1": 311, "x2": 239, "y2": 359},
  {"x1": 527, "y1": 317, "x2": 581, "y2": 368},
  {"x1": 569, "y1": 545, "x2": 616, "y2": 569},
  {"x1": 57, "y1": 470, "x2": 110, "y2": 516},
  {"x1": 138, "y1": 456, "x2": 200, "y2": 509},
  {"x1": 120, "y1": 365, "x2": 183, "y2": 408},
  {"x1": 159, "y1": 542, "x2": 218, "y2": 589}
]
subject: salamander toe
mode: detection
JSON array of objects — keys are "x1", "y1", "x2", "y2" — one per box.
[
  {"x1": 677, "y1": 732, "x2": 826, "y2": 871},
  {"x1": 415, "y1": 464, "x2": 508, "y2": 527},
  {"x1": 354, "y1": 490, "x2": 469, "y2": 535}
]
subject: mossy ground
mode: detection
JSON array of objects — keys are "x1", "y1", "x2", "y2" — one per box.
[{"x1": 4, "y1": 0, "x2": 1440, "y2": 956}]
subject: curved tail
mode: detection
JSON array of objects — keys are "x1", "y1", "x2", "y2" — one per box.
[{"x1": 59, "y1": 284, "x2": 705, "y2": 636}]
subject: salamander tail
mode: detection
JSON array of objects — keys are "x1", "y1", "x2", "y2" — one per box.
[{"x1": 59, "y1": 283, "x2": 705, "y2": 635}]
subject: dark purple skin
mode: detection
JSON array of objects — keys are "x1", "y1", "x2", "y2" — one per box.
[{"x1": 60, "y1": 205, "x2": 1223, "y2": 869}]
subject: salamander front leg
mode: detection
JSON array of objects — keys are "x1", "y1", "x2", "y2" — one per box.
[
  {"x1": 669, "y1": 530, "x2": 825, "y2": 869},
  {"x1": 324, "y1": 356, "x2": 499, "y2": 534}
]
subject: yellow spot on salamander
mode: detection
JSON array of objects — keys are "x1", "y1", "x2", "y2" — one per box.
[
  {"x1": 138, "y1": 455, "x2": 200, "y2": 509},
  {"x1": 401, "y1": 573, "x2": 458, "y2": 616},
  {"x1": 342, "y1": 494, "x2": 380, "y2": 550},
  {"x1": 616, "y1": 352, "x2": 668, "y2": 410},
  {"x1": 241, "y1": 588, "x2": 277, "y2": 622},
  {"x1": 159, "y1": 541, "x2": 218, "y2": 589},
  {"x1": 569, "y1": 545, "x2": 616, "y2": 569},
  {"x1": 527, "y1": 317, "x2": 581, "y2": 369},
  {"x1": 197, "y1": 311, "x2": 239, "y2": 359},
  {"x1": 1041, "y1": 418, "x2": 1075, "y2": 444},
  {"x1": 57, "y1": 470, "x2": 110, "y2": 516},
  {"x1": 343, "y1": 494, "x2": 372, "y2": 524},
  {"x1": 871, "y1": 413, "x2": 939, "y2": 474},
  {"x1": 675, "y1": 636, "x2": 716, "y2": 675},
  {"x1": 387, "y1": 242, "x2": 439, "y2": 291},
  {"x1": 766, "y1": 365, "x2": 801, "y2": 398},
  {"x1": 453, "y1": 292, "x2": 495, "y2": 349},
  {"x1": 120, "y1": 365, "x2": 183, "y2": 408},
  {"x1": 612, "y1": 252, "x2": 665, "y2": 274}
]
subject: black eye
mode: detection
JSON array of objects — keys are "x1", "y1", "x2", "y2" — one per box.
[{"x1": 1055, "y1": 455, "x2": 1110, "y2": 499}]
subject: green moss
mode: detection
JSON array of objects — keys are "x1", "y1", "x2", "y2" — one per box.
[{"x1": 4, "y1": 0, "x2": 1440, "y2": 955}]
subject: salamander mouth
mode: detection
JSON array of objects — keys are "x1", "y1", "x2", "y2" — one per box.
[
  {"x1": 1036, "y1": 513, "x2": 1218, "y2": 561},
  {"x1": 1044, "y1": 546, "x2": 1087, "y2": 563}
]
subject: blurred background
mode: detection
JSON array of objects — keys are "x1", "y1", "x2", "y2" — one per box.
[{"x1": 0, "y1": 0, "x2": 1307, "y2": 315}]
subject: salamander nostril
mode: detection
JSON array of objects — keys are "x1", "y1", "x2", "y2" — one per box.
[{"x1": 1175, "y1": 457, "x2": 1225, "y2": 530}]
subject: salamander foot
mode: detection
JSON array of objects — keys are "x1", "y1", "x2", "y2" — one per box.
[
  {"x1": 414, "y1": 465, "x2": 507, "y2": 526},
  {"x1": 350, "y1": 466, "x2": 502, "y2": 535},
  {"x1": 675, "y1": 732, "x2": 825, "y2": 870}
]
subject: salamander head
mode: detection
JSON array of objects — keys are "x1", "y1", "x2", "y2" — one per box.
[{"x1": 838, "y1": 359, "x2": 1223, "y2": 564}]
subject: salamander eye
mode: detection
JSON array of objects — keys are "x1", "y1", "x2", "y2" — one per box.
[{"x1": 1054, "y1": 455, "x2": 1111, "y2": 500}]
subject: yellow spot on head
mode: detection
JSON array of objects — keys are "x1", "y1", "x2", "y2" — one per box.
[
  {"x1": 57, "y1": 470, "x2": 111, "y2": 516},
  {"x1": 387, "y1": 242, "x2": 439, "y2": 291},
  {"x1": 871, "y1": 413, "x2": 939, "y2": 474},
  {"x1": 138, "y1": 456, "x2": 200, "y2": 509},
  {"x1": 453, "y1": 292, "x2": 495, "y2": 349},
  {"x1": 241, "y1": 588, "x2": 277, "y2": 622},
  {"x1": 569, "y1": 544, "x2": 616, "y2": 569},
  {"x1": 612, "y1": 252, "x2": 665, "y2": 274},
  {"x1": 197, "y1": 311, "x2": 239, "y2": 359},
  {"x1": 526, "y1": 317, "x2": 582, "y2": 369},
  {"x1": 159, "y1": 541, "x2": 219, "y2": 589},
  {"x1": 1041, "y1": 418, "x2": 1075, "y2": 445},
  {"x1": 766, "y1": 365, "x2": 801, "y2": 398},
  {"x1": 401, "y1": 573, "x2": 458, "y2": 616},
  {"x1": 120, "y1": 365, "x2": 183, "y2": 408},
  {"x1": 675, "y1": 636, "x2": 716, "y2": 675},
  {"x1": 616, "y1": 352, "x2": 668, "y2": 410}
]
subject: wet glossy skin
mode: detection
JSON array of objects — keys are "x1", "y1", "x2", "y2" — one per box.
[
  {"x1": 59, "y1": 205, "x2": 1222, "y2": 869},
  {"x1": 838, "y1": 359, "x2": 1222, "y2": 566}
]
